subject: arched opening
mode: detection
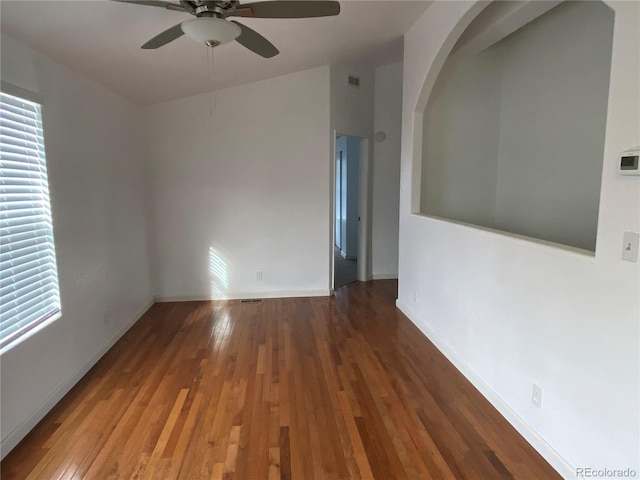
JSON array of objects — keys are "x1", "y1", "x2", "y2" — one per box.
[{"x1": 414, "y1": 1, "x2": 615, "y2": 252}]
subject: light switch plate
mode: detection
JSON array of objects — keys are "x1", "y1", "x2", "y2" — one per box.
[{"x1": 622, "y1": 232, "x2": 639, "y2": 263}]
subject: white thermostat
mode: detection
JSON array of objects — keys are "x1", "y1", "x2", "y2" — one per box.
[{"x1": 618, "y1": 149, "x2": 640, "y2": 176}]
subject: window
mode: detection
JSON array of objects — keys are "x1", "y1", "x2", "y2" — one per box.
[{"x1": 1, "y1": 90, "x2": 60, "y2": 351}]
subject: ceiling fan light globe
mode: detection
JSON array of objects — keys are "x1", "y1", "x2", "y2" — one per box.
[{"x1": 181, "y1": 18, "x2": 241, "y2": 46}]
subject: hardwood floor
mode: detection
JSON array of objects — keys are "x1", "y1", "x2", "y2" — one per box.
[{"x1": 1, "y1": 280, "x2": 560, "y2": 479}]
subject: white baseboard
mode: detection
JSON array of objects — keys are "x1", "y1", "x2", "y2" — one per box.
[
  {"x1": 0, "y1": 298, "x2": 155, "y2": 460},
  {"x1": 155, "y1": 289, "x2": 330, "y2": 303},
  {"x1": 395, "y1": 299, "x2": 575, "y2": 480},
  {"x1": 371, "y1": 273, "x2": 398, "y2": 280}
]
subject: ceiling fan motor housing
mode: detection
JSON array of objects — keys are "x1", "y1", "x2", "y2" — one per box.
[
  {"x1": 118, "y1": 0, "x2": 341, "y2": 56},
  {"x1": 181, "y1": 17, "x2": 241, "y2": 47}
]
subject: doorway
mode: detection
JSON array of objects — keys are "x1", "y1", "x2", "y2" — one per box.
[{"x1": 333, "y1": 135, "x2": 360, "y2": 289}]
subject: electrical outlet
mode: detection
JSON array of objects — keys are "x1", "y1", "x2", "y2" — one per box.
[
  {"x1": 531, "y1": 384, "x2": 543, "y2": 409},
  {"x1": 256, "y1": 271, "x2": 263, "y2": 281},
  {"x1": 412, "y1": 290, "x2": 417, "y2": 302},
  {"x1": 103, "y1": 310, "x2": 112, "y2": 325}
]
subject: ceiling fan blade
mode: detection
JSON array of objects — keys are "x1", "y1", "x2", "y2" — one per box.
[
  {"x1": 231, "y1": 21, "x2": 279, "y2": 58},
  {"x1": 232, "y1": 1, "x2": 340, "y2": 18},
  {"x1": 142, "y1": 23, "x2": 185, "y2": 49},
  {"x1": 112, "y1": 0, "x2": 186, "y2": 12}
]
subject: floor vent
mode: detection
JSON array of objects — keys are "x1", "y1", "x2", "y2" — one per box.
[{"x1": 241, "y1": 299, "x2": 263, "y2": 304}]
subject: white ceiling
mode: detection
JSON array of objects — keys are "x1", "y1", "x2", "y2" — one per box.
[{"x1": 0, "y1": 0, "x2": 430, "y2": 105}]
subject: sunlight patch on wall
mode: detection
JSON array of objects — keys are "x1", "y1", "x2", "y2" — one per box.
[{"x1": 209, "y1": 246, "x2": 230, "y2": 300}]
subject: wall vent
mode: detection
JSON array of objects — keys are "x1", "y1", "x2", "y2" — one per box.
[{"x1": 348, "y1": 75, "x2": 360, "y2": 88}]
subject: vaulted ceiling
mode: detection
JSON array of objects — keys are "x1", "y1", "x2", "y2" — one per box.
[{"x1": 1, "y1": 1, "x2": 431, "y2": 105}]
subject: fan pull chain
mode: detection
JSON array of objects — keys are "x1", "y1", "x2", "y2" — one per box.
[
  {"x1": 206, "y1": 46, "x2": 216, "y2": 117},
  {"x1": 211, "y1": 47, "x2": 217, "y2": 111}
]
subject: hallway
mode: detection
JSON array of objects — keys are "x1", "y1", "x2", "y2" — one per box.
[{"x1": 334, "y1": 245, "x2": 357, "y2": 289}]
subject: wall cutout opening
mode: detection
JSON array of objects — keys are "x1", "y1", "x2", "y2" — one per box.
[{"x1": 419, "y1": 0, "x2": 614, "y2": 252}]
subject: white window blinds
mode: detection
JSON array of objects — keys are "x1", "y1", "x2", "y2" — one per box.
[{"x1": 1, "y1": 91, "x2": 60, "y2": 351}]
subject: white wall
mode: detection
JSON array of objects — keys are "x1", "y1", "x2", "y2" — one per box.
[
  {"x1": 145, "y1": 67, "x2": 331, "y2": 300},
  {"x1": 493, "y1": 1, "x2": 613, "y2": 251},
  {"x1": 398, "y1": 0, "x2": 639, "y2": 477},
  {"x1": 0, "y1": 34, "x2": 153, "y2": 456},
  {"x1": 330, "y1": 63, "x2": 375, "y2": 139},
  {"x1": 421, "y1": 48, "x2": 502, "y2": 227},
  {"x1": 372, "y1": 62, "x2": 403, "y2": 279}
]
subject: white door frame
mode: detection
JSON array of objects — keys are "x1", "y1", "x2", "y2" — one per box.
[{"x1": 330, "y1": 131, "x2": 372, "y2": 291}]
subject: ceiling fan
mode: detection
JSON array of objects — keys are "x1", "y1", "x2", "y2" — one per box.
[{"x1": 115, "y1": 0, "x2": 341, "y2": 58}]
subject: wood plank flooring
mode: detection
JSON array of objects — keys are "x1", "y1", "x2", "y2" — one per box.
[{"x1": 1, "y1": 280, "x2": 561, "y2": 479}]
